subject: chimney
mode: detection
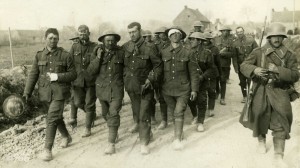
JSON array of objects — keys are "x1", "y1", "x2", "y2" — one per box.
[
  {"x1": 184, "y1": 5, "x2": 187, "y2": 9},
  {"x1": 272, "y1": 8, "x2": 275, "y2": 12},
  {"x1": 284, "y1": 7, "x2": 288, "y2": 11}
]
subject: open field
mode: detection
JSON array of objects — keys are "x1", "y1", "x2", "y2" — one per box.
[{"x1": 0, "y1": 42, "x2": 72, "y2": 69}]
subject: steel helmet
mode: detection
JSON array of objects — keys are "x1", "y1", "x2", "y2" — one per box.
[
  {"x1": 189, "y1": 32, "x2": 205, "y2": 40},
  {"x1": 142, "y1": 30, "x2": 152, "y2": 37},
  {"x1": 98, "y1": 30, "x2": 121, "y2": 42},
  {"x1": 2, "y1": 94, "x2": 25, "y2": 119},
  {"x1": 266, "y1": 22, "x2": 287, "y2": 38},
  {"x1": 193, "y1": 21, "x2": 204, "y2": 27},
  {"x1": 219, "y1": 25, "x2": 232, "y2": 31},
  {"x1": 154, "y1": 27, "x2": 168, "y2": 34},
  {"x1": 203, "y1": 32, "x2": 213, "y2": 39}
]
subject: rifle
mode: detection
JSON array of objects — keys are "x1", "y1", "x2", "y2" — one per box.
[{"x1": 243, "y1": 16, "x2": 267, "y2": 122}]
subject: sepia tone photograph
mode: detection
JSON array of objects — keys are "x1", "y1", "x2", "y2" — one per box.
[{"x1": 0, "y1": 0, "x2": 299, "y2": 167}]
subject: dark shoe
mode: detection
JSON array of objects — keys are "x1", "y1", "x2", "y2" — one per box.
[
  {"x1": 129, "y1": 123, "x2": 139, "y2": 133},
  {"x1": 241, "y1": 97, "x2": 247, "y2": 103},
  {"x1": 41, "y1": 149, "x2": 52, "y2": 161},
  {"x1": 220, "y1": 99, "x2": 226, "y2": 105},
  {"x1": 68, "y1": 119, "x2": 77, "y2": 129},
  {"x1": 82, "y1": 128, "x2": 91, "y2": 138},
  {"x1": 157, "y1": 121, "x2": 167, "y2": 130},
  {"x1": 104, "y1": 143, "x2": 116, "y2": 155},
  {"x1": 60, "y1": 135, "x2": 72, "y2": 148}
]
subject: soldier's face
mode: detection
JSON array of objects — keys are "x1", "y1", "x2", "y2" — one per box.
[
  {"x1": 236, "y1": 28, "x2": 244, "y2": 38},
  {"x1": 144, "y1": 36, "x2": 152, "y2": 42},
  {"x1": 190, "y1": 38, "x2": 200, "y2": 48},
  {"x1": 103, "y1": 36, "x2": 116, "y2": 50},
  {"x1": 194, "y1": 26, "x2": 202, "y2": 32},
  {"x1": 159, "y1": 33, "x2": 168, "y2": 41},
  {"x1": 128, "y1": 26, "x2": 141, "y2": 42},
  {"x1": 221, "y1": 30, "x2": 230, "y2": 37},
  {"x1": 169, "y1": 32, "x2": 182, "y2": 43},
  {"x1": 45, "y1": 33, "x2": 59, "y2": 49},
  {"x1": 79, "y1": 31, "x2": 90, "y2": 41},
  {"x1": 202, "y1": 40, "x2": 210, "y2": 46},
  {"x1": 269, "y1": 36, "x2": 284, "y2": 48}
]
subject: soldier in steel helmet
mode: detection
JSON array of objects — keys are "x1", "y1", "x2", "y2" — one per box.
[
  {"x1": 187, "y1": 32, "x2": 214, "y2": 132},
  {"x1": 23, "y1": 28, "x2": 77, "y2": 161},
  {"x1": 87, "y1": 30, "x2": 124, "y2": 155},
  {"x1": 142, "y1": 30, "x2": 153, "y2": 43},
  {"x1": 161, "y1": 26, "x2": 199, "y2": 150},
  {"x1": 233, "y1": 26, "x2": 258, "y2": 103},
  {"x1": 67, "y1": 25, "x2": 98, "y2": 138},
  {"x1": 151, "y1": 26, "x2": 170, "y2": 130},
  {"x1": 202, "y1": 32, "x2": 221, "y2": 117},
  {"x1": 214, "y1": 25, "x2": 238, "y2": 105},
  {"x1": 123, "y1": 22, "x2": 163, "y2": 154},
  {"x1": 240, "y1": 22, "x2": 299, "y2": 168},
  {"x1": 193, "y1": 21, "x2": 204, "y2": 33}
]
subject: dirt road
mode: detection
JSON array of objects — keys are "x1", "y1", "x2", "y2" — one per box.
[{"x1": 1, "y1": 70, "x2": 300, "y2": 168}]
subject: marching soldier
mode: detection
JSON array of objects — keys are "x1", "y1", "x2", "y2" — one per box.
[
  {"x1": 214, "y1": 25, "x2": 238, "y2": 105},
  {"x1": 87, "y1": 30, "x2": 124, "y2": 154},
  {"x1": 202, "y1": 32, "x2": 221, "y2": 117},
  {"x1": 240, "y1": 22, "x2": 299, "y2": 168},
  {"x1": 23, "y1": 28, "x2": 77, "y2": 161},
  {"x1": 68, "y1": 25, "x2": 98, "y2": 137},
  {"x1": 161, "y1": 26, "x2": 199, "y2": 150},
  {"x1": 193, "y1": 21, "x2": 204, "y2": 33},
  {"x1": 153, "y1": 26, "x2": 170, "y2": 130},
  {"x1": 123, "y1": 22, "x2": 163, "y2": 154},
  {"x1": 142, "y1": 30, "x2": 153, "y2": 43},
  {"x1": 233, "y1": 26, "x2": 258, "y2": 103},
  {"x1": 187, "y1": 32, "x2": 214, "y2": 131}
]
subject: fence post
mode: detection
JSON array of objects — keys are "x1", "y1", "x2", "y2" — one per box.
[{"x1": 8, "y1": 27, "x2": 14, "y2": 68}]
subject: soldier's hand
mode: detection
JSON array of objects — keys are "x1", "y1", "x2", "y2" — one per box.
[
  {"x1": 190, "y1": 91, "x2": 197, "y2": 101},
  {"x1": 144, "y1": 79, "x2": 152, "y2": 89},
  {"x1": 268, "y1": 63, "x2": 279, "y2": 73},
  {"x1": 47, "y1": 72, "x2": 58, "y2": 81},
  {"x1": 97, "y1": 47, "x2": 103, "y2": 59},
  {"x1": 22, "y1": 94, "x2": 29, "y2": 103},
  {"x1": 253, "y1": 67, "x2": 268, "y2": 77}
]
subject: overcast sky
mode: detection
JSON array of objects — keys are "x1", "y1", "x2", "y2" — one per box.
[{"x1": 0, "y1": 0, "x2": 299, "y2": 30}]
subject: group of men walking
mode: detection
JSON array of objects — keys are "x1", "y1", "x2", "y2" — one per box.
[{"x1": 23, "y1": 21, "x2": 299, "y2": 168}]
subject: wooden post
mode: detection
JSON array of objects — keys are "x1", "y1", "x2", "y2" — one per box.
[{"x1": 8, "y1": 27, "x2": 14, "y2": 68}]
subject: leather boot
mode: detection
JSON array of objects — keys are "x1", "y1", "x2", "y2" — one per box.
[
  {"x1": 257, "y1": 135, "x2": 267, "y2": 154},
  {"x1": 140, "y1": 144, "x2": 150, "y2": 155},
  {"x1": 82, "y1": 112, "x2": 94, "y2": 137},
  {"x1": 57, "y1": 120, "x2": 72, "y2": 148},
  {"x1": 173, "y1": 120, "x2": 184, "y2": 150},
  {"x1": 43, "y1": 124, "x2": 57, "y2": 161},
  {"x1": 68, "y1": 103, "x2": 78, "y2": 128},
  {"x1": 273, "y1": 138, "x2": 288, "y2": 168},
  {"x1": 139, "y1": 121, "x2": 151, "y2": 146},
  {"x1": 108, "y1": 127, "x2": 119, "y2": 143}
]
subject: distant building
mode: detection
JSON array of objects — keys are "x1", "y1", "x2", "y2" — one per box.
[
  {"x1": 0, "y1": 30, "x2": 43, "y2": 45},
  {"x1": 271, "y1": 7, "x2": 300, "y2": 32},
  {"x1": 173, "y1": 5, "x2": 211, "y2": 33}
]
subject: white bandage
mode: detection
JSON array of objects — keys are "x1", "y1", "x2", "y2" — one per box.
[
  {"x1": 47, "y1": 73, "x2": 58, "y2": 81},
  {"x1": 168, "y1": 29, "x2": 182, "y2": 37}
]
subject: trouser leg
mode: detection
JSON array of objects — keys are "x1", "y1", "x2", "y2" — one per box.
[
  {"x1": 84, "y1": 86, "x2": 97, "y2": 128},
  {"x1": 128, "y1": 92, "x2": 141, "y2": 123},
  {"x1": 163, "y1": 94, "x2": 176, "y2": 123},
  {"x1": 139, "y1": 91, "x2": 153, "y2": 145},
  {"x1": 106, "y1": 99, "x2": 122, "y2": 143},
  {"x1": 238, "y1": 71, "x2": 248, "y2": 97},
  {"x1": 197, "y1": 89, "x2": 207, "y2": 124},
  {"x1": 188, "y1": 99, "x2": 198, "y2": 118}
]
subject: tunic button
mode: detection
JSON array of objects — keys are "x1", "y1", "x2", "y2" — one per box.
[
  {"x1": 50, "y1": 68, "x2": 52, "y2": 71},
  {"x1": 109, "y1": 74, "x2": 111, "y2": 76},
  {"x1": 172, "y1": 64, "x2": 175, "y2": 66},
  {"x1": 110, "y1": 81, "x2": 111, "y2": 83},
  {"x1": 172, "y1": 71, "x2": 175, "y2": 73},
  {"x1": 50, "y1": 62, "x2": 52, "y2": 64},
  {"x1": 131, "y1": 74, "x2": 133, "y2": 76},
  {"x1": 109, "y1": 67, "x2": 111, "y2": 69},
  {"x1": 132, "y1": 61, "x2": 135, "y2": 63},
  {"x1": 172, "y1": 57, "x2": 174, "y2": 59},
  {"x1": 172, "y1": 77, "x2": 174, "y2": 79}
]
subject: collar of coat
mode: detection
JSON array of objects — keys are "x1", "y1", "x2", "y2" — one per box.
[
  {"x1": 168, "y1": 43, "x2": 183, "y2": 53},
  {"x1": 263, "y1": 41, "x2": 288, "y2": 59},
  {"x1": 43, "y1": 47, "x2": 60, "y2": 55},
  {"x1": 124, "y1": 37, "x2": 144, "y2": 53}
]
